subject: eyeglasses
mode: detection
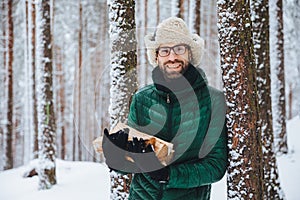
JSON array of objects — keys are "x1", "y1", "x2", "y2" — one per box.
[{"x1": 157, "y1": 44, "x2": 189, "y2": 57}]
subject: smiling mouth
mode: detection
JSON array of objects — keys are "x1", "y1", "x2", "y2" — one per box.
[
  {"x1": 165, "y1": 61, "x2": 184, "y2": 69},
  {"x1": 166, "y1": 63, "x2": 182, "y2": 69}
]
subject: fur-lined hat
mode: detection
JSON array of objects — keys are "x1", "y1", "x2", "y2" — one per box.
[{"x1": 144, "y1": 17, "x2": 205, "y2": 67}]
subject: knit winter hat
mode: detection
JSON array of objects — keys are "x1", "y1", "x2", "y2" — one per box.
[{"x1": 144, "y1": 17, "x2": 205, "y2": 67}]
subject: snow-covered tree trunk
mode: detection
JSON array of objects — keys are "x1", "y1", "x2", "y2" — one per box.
[
  {"x1": 24, "y1": 0, "x2": 31, "y2": 164},
  {"x1": 177, "y1": 0, "x2": 185, "y2": 19},
  {"x1": 98, "y1": 1, "x2": 110, "y2": 163},
  {"x1": 251, "y1": 0, "x2": 285, "y2": 199},
  {"x1": 283, "y1": 0, "x2": 300, "y2": 119},
  {"x1": 55, "y1": 50, "x2": 66, "y2": 160},
  {"x1": 294, "y1": 1, "x2": 300, "y2": 118},
  {"x1": 108, "y1": 0, "x2": 138, "y2": 199},
  {"x1": 171, "y1": 0, "x2": 179, "y2": 17},
  {"x1": 156, "y1": 0, "x2": 160, "y2": 25},
  {"x1": 136, "y1": 0, "x2": 159, "y2": 87},
  {"x1": 3, "y1": 0, "x2": 14, "y2": 171},
  {"x1": 31, "y1": 1, "x2": 39, "y2": 160},
  {"x1": 36, "y1": 0, "x2": 57, "y2": 190},
  {"x1": 200, "y1": 0, "x2": 221, "y2": 89},
  {"x1": 77, "y1": 0, "x2": 83, "y2": 161},
  {"x1": 217, "y1": 0, "x2": 264, "y2": 199},
  {"x1": 270, "y1": 0, "x2": 288, "y2": 155},
  {"x1": 24, "y1": 0, "x2": 38, "y2": 163},
  {"x1": 0, "y1": 0, "x2": 6, "y2": 170},
  {"x1": 189, "y1": 0, "x2": 201, "y2": 35}
]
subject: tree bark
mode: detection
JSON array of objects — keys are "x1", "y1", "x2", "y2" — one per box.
[
  {"x1": 270, "y1": 0, "x2": 288, "y2": 155},
  {"x1": 251, "y1": 0, "x2": 285, "y2": 198},
  {"x1": 217, "y1": 0, "x2": 264, "y2": 199},
  {"x1": 31, "y1": 1, "x2": 39, "y2": 159},
  {"x1": 4, "y1": 0, "x2": 14, "y2": 171},
  {"x1": 36, "y1": 0, "x2": 57, "y2": 189},
  {"x1": 108, "y1": 0, "x2": 138, "y2": 198}
]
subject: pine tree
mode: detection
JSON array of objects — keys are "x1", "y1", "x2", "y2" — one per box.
[
  {"x1": 24, "y1": 0, "x2": 38, "y2": 161},
  {"x1": 3, "y1": 0, "x2": 14, "y2": 171},
  {"x1": 36, "y1": 0, "x2": 57, "y2": 190},
  {"x1": 108, "y1": 0, "x2": 138, "y2": 199},
  {"x1": 251, "y1": 0, "x2": 285, "y2": 198},
  {"x1": 200, "y1": 1, "x2": 221, "y2": 89},
  {"x1": 77, "y1": 0, "x2": 83, "y2": 161},
  {"x1": 189, "y1": 0, "x2": 201, "y2": 35},
  {"x1": 270, "y1": 0, "x2": 288, "y2": 155},
  {"x1": 217, "y1": 0, "x2": 264, "y2": 199}
]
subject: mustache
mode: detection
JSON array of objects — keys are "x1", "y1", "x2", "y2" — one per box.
[{"x1": 163, "y1": 59, "x2": 184, "y2": 66}]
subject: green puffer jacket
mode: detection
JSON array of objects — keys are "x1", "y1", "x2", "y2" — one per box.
[{"x1": 127, "y1": 65, "x2": 228, "y2": 200}]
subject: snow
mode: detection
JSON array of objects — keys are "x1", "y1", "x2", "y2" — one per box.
[
  {"x1": 0, "y1": 117, "x2": 299, "y2": 200},
  {"x1": 0, "y1": 160, "x2": 110, "y2": 200}
]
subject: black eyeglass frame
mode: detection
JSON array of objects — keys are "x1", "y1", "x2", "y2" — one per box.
[{"x1": 156, "y1": 44, "x2": 190, "y2": 57}]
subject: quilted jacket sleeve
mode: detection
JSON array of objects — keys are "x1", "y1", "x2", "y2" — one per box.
[
  {"x1": 109, "y1": 95, "x2": 141, "y2": 175},
  {"x1": 127, "y1": 94, "x2": 138, "y2": 129},
  {"x1": 167, "y1": 87, "x2": 228, "y2": 189}
]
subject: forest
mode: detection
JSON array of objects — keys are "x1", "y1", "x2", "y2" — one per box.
[{"x1": 1, "y1": 0, "x2": 300, "y2": 199}]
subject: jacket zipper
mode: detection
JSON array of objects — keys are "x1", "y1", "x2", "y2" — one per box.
[
  {"x1": 166, "y1": 93, "x2": 172, "y2": 141},
  {"x1": 157, "y1": 183, "x2": 165, "y2": 200},
  {"x1": 166, "y1": 93, "x2": 170, "y2": 104}
]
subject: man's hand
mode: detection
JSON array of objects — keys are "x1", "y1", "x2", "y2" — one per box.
[
  {"x1": 129, "y1": 137, "x2": 169, "y2": 183},
  {"x1": 102, "y1": 128, "x2": 129, "y2": 171}
]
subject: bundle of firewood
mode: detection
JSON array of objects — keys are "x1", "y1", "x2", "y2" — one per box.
[{"x1": 93, "y1": 122, "x2": 174, "y2": 166}]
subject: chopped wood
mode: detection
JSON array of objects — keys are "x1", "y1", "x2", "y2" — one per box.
[{"x1": 93, "y1": 122, "x2": 174, "y2": 166}]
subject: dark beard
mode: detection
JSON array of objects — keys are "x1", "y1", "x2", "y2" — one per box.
[{"x1": 162, "y1": 60, "x2": 187, "y2": 80}]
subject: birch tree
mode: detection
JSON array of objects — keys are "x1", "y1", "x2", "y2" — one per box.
[
  {"x1": 251, "y1": 0, "x2": 285, "y2": 198},
  {"x1": 36, "y1": 0, "x2": 57, "y2": 189},
  {"x1": 270, "y1": 0, "x2": 288, "y2": 154},
  {"x1": 108, "y1": 0, "x2": 138, "y2": 198},
  {"x1": 217, "y1": 0, "x2": 264, "y2": 199}
]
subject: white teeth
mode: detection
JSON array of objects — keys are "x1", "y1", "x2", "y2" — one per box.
[{"x1": 167, "y1": 63, "x2": 182, "y2": 69}]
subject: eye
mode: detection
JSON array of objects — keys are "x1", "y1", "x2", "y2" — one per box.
[
  {"x1": 174, "y1": 45, "x2": 186, "y2": 54},
  {"x1": 158, "y1": 48, "x2": 170, "y2": 56}
]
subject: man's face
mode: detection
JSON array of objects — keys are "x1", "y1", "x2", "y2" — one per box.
[{"x1": 156, "y1": 43, "x2": 190, "y2": 80}]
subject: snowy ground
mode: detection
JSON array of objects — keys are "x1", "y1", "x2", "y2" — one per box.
[{"x1": 0, "y1": 116, "x2": 299, "y2": 200}]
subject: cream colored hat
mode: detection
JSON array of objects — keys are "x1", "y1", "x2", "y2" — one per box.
[{"x1": 144, "y1": 17, "x2": 205, "y2": 67}]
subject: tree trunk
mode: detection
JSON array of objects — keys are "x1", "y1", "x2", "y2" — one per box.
[
  {"x1": 270, "y1": 0, "x2": 288, "y2": 155},
  {"x1": 55, "y1": 48, "x2": 66, "y2": 160},
  {"x1": 77, "y1": 0, "x2": 83, "y2": 161},
  {"x1": 25, "y1": 0, "x2": 38, "y2": 160},
  {"x1": 194, "y1": 0, "x2": 201, "y2": 35},
  {"x1": 217, "y1": 0, "x2": 264, "y2": 199},
  {"x1": 251, "y1": 0, "x2": 285, "y2": 198},
  {"x1": 36, "y1": 0, "x2": 57, "y2": 189},
  {"x1": 188, "y1": 0, "x2": 201, "y2": 35},
  {"x1": 156, "y1": 0, "x2": 160, "y2": 25},
  {"x1": 178, "y1": 0, "x2": 185, "y2": 19},
  {"x1": 4, "y1": 0, "x2": 14, "y2": 171},
  {"x1": 30, "y1": 1, "x2": 39, "y2": 159},
  {"x1": 108, "y1": 0, "x2": 138, "y2": 198}
]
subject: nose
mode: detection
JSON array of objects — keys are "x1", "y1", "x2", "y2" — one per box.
[{"x1": 168, "y1": 50, "x2": 177, "y2": 61}]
